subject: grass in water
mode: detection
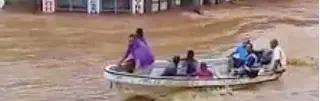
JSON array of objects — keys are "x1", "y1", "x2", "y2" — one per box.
[{"x1": 287, "y1": 58, "x2": 314, "y2": 66}]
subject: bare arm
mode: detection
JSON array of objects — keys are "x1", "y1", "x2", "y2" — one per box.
[{"x1": 118, "y1": 43, "x2": 133, "y2": 65}]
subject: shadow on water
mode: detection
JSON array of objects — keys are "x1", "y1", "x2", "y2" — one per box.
[{"x1": 124, "y1": 96, "x2": 155, "y2": 101}]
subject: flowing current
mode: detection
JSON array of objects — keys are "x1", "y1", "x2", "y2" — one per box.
[{"x1": 0, "y1": 0, "x2": 318, "y2": 101}]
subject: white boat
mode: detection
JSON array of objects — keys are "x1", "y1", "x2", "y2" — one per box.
[
  {"x1": 0, "y1": 0, "x2": 4, "y2": 10},
  {"x1": 104, "y1": 58, "x2": 283, "y2": 101}
]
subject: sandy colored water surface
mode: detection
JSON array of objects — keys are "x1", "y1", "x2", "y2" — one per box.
[{"x1": 0, "y1": 0, "x2": 318, "y2": 101}]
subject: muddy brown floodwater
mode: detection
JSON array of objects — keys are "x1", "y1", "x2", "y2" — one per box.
[{"x1": 0, "y1": 0, "x2": 318, "y2": 101}]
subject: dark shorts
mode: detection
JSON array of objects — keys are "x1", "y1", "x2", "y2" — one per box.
[{"x1": 233, "y1": 58, "x2": 246, "y2": 68}]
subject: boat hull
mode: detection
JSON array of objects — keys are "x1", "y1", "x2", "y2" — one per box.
[
  {"x1": 103, "y1": 59, "x2": 283, "y2": 100},
  {"x1": 105, "y1": 73, "x2": 281, "y2": 101}
]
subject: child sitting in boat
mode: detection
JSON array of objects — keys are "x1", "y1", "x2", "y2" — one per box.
[
  {"x1": 162, "y1": 56, "x2": 180, "y2": 76},
  {"x1": 191, "y1": 62, "x2": 214, "y2": 80}
]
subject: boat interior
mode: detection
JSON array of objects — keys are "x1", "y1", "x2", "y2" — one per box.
[{"x1": 105, "y1": 58, "x2": 275, "y2": 80}]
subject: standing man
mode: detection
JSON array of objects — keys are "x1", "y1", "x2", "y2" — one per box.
[
  {"x1": 133, "y1": 28, "x2": 155, "y2": 74},
  {"x1": 269, "y1": 39, "x2": 287, "y2": 73}
]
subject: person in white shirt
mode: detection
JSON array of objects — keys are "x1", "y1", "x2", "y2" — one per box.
[
  {"x1": 0, "y1": 0, "x2": 4, "y2": 10},
  {"x1": 269, "y1": 39, "x2": 287, "y2": 72}
]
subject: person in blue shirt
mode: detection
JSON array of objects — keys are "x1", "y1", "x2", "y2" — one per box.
[{"x1": 229, "y1": 39, "x2": 251, "y2": 68}]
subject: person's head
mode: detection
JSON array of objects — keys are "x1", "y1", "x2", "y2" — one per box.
[
  {"x1": 172, "y1": 56, "x2": 180, "y2": 66},
  {"x1": 125, "y1": 59, "x2": 136, "y2": 73},
  {"x1": 136, "y1": 28, "x2": 144, "y2": 38},
  {"x1": 270, "y1": 39, "x2": 279, "y2": 49},
  {"x1": 187, "y1": 50, "x2": 195, "y2": 59},
  {"x1": 243, "y1": 40, "x2": 251, "y2": 45},
  {"x1": 128, "y1": 34, "x2": 135, "y2": 43},
  {"x1": 126, "y1": 59, "x2": 136, "y2": 66},
  {"x1": 200, "y1": 62, "x2": 208, "y2": 71},
  {"x1": 242, "y1": 34, "x2": 251, "y2": 46},
  {"x1": 246, "y1": 43, "x2": 254, "y2": 53}
]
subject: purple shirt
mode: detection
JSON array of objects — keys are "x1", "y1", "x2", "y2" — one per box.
[{"x1": 123, "y1": 37, "x2": 154, "y2": 68}]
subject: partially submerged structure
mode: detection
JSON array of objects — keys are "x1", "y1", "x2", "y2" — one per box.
[{"x1": 4, "y1": 0, "x2": 219, "y2": 14}]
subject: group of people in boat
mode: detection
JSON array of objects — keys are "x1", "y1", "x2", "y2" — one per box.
[
  {"x1": 228, "y1": 35, "x2": 286, "y2": 78},
  {"x1": 161, "y1": 50, "x2": 214, "y2": 79},
  {"x1": 116, "y1": 28, "x2": 286, "y2": 79}
]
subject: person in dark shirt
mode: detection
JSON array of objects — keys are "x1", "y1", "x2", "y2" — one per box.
[
  {"x1": 162, "y1": 56, "x2": 180, "y2": 76},
  {"x1": 243, "y1": 43, "x2": 259, "y2": 78},
  {"x1": 183, "y1": 50, "x2": 198, "y2": 75}
]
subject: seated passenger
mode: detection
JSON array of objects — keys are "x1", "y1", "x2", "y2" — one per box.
[
  {"x1": 260, "y1": 50, "x2": 273, "y2": 65},
  {"x1": 191, "y1": 62, "x2": 213, "y2": 80},
  {"x1": 178, "y1": 50, "x2": 198, "y2": 76},
  {"x1": 162, "y1": 56, "x2": 180, "y2": 76},
  {"x1": 245, "y1": 43, "x2": 260, "y2": 68},
  {"x1": 269, "y1": 39, "x2": 287, "y2": 73},
  {"x1": 233, "y1": 43, "x2": 259, "y2": 78},
  {"x1": 123, "y1": 59, "x2": 136, "y2": 73},
  {"x1": 243, "y1": 43, "x2": 260, "y2": 78},
  {"x1": 115, "y1": 59, "x2": 136, "y2": 73},
  {"x1": 229, "y1": 38, "x2": 251, "y2": 68}
]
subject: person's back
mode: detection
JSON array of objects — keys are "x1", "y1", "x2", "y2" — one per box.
[
  {"x1": 184, "y1": 50, "x2": 198, "y2": 75},
  {"x1": 176, "y1": 59, "x2": 195, "y2": 76},
  {"x1": 162, "y1": 56, "x2": 180, "y2": 76},
  {"x1": 260, "y1": 50, "x2": 273, "y2": 65},
  {"x1": 185, "y1": 59, "x2": 197, "y2": 72},
  {"x1": 176, "y1": 50, "x2": 198, "y2": 76}
]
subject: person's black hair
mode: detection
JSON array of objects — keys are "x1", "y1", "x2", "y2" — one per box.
[
  {"x1": 136, "y1": 28, "x2": 144, "y2": 38},
  {"x1": 125, "y1": 59, "x2": 136, "y2": 73},
  {"x1": 187, "y1": 50, "x2": 195, "y2": 58},
  {"x1": 200, "y1": 62, "x2": 207, "y2": 68},
  {"x1": 129, "y1": 34, "x2": 135, "y2": 37},
  {"x1": 271, "y1": 39, "x2": 279, "y2": 46},
  {"x1": 172, "y1": 56, "x2": 180, "y2": 66},
  {"x1": 246, "y1": 43, "x2": 253, "y2": 49}
]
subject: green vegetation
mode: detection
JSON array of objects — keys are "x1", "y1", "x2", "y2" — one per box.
[{"x1": 287, "y1": 58, "x2": 315, "y2": 66}]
